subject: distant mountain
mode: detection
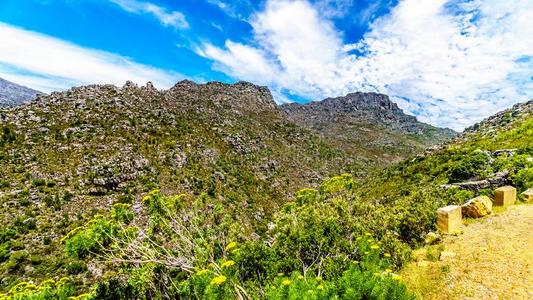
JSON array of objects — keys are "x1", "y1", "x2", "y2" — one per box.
[
  {"x1": 282, "y1": 92, "x2": 457, "y2": 165},
  {"x1": 0, "y1": 77, "x2": 42, "y2": 107}
]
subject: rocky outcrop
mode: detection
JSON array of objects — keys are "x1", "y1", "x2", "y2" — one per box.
[
  {"x1": 461, "y1": 196, "x2": 492, "y2": 218},
  {"x1": 441, "y1": 170, "x2": 510, "y2": 191}
]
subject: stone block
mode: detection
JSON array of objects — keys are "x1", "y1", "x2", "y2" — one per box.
[
  {"x1": 494, "y1": 186, "x2": 516, "y2": 207},
  {"x1": 522, "y1": 188, "x2": 533, "y2": 202},
  {"x1": 461, "y1": 196, "x2": 492, "y2": 218},
  {"x1": 437, "y1": 205, "x2": 462, "y2": 233}
]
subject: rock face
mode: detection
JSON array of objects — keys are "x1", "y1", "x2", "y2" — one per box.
[
  {"x1": 0, "y1": 77, "x2": 42, "y2": 107},
  {"x1": 462, "y1": 196, "x2": 492, "y2": 218},
  {"x1": 282, "y1": 92, "x2": 456, "y2": 166}
]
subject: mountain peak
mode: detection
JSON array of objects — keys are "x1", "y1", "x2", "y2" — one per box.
[{"x1": 167, "y1": 80, "x2": 279, "y2": 115}]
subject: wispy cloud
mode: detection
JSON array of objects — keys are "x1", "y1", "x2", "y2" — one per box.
[
  {"x1": 109, "y1": 0, "x2": 189, "y2": 29},
  {"x1": 198, "y1": 0, "x2": 533, "y2": 130},
  {"x1": 0, "y1": 22, "x2": 181, "y2": 93}
]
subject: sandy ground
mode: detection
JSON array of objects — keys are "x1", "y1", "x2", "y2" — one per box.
[{"x1": 403, "y1": 203, "x2": 533, "y2": 299}]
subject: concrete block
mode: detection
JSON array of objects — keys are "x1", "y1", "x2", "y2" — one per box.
[
  {"x1": 437, "y1": 205, "x2": 462, "y2": 233},
  {"x1": 494, "y1": 186, "x2": 516, "y2": 207}
]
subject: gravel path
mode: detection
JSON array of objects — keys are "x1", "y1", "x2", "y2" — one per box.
[{"x1": 404, "y1": 203, "x2": 533, "y2": 299}]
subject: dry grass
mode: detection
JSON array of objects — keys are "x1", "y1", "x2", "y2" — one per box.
[{"x1": 402, "y1": 203, "x2": 533, "y2": 299}]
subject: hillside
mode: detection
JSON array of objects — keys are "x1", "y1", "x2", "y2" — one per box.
[
  {"x1": 282, "y1": 92, "x2": 456, "y2": 165},
  {"x1": 0, "y1": 77, "x2": 41, "y2": 108},
  {"x1": 0, "y1": 79, "x2": 530, "y2": 299},
  {"x1": 0, "y1": 80, "x2": 361, "y2": 291}
]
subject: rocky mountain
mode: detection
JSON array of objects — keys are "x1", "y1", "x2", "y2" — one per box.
[
  {"x1": 282, "y1": 92, "x2": 457, "y2": 165},
  {"x1": 0, "y1": 80, "x2": 363, "y2": 289},
  {"x1": 0, "y1": 77, "x2": 42, "y2": 107}
]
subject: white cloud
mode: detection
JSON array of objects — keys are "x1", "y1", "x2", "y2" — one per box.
[
  {"x1": 109, "y1": 0, "x2": 188, "y2": 29},
  {"x1": 0, "y1": 22, "x2": 181, "y2": 93},
  {"x1": 198, "y1": 0, "x2": 533, "y2": 130}
]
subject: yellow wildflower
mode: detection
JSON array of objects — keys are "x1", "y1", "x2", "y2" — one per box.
[
  {"x1": 392, "y1": 274, "x2": 402, "y2": 281},
  {"x1": 370, "y1": 244, "x2": 380, "y2": 250},
  {"x1": 196, "y1": 269, "x2": 208, "y2": 276},
  {"x1": 142, "y1": 195, "x2": 150, "y2": 203},
  {"x1": 385, "y1": 268, "x2": 393, "y2": 273},
  {"x1": 225, "y1": 241, "x2": 238, "y2": 251},
  {"x1": 384, "y1": 253, "x2": 391, "y2": 257},
  {"x1": 210, "y1": 275, "x2": 227, "y2": 286},
  {"x1": 282, "y1": 279, "x2": 291, "y2": 286},
  {"x1": 221, "y1": 260, "x2": 235, "y2": 268},
  {"x1": 41, "y1": 279, "x2": 55, "y2": 286}
]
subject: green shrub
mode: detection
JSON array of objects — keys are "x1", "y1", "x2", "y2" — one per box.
[
  {"x1": 31, "y1": 178, "x2": 46, "y2": 187},
  {"x1": 514, "y1": 167, "x2": 533, "y2": 190},
  {"x1": 265, "y1": 267, "x2": 414, "y2": 300},
  {"x1": 112, "y1": 203, "x2": 133, "y2": 224},
  {"x1": 0, "y1": 179, "x2": 9, "y2": 188},
  {"x1": 63, "y1": 216, "x2": 118, "y2": 259},
  {"x1": 66, "y1": 260, "x2": 87, "y2": 275}
]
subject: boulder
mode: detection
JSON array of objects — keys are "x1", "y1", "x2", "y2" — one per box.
[
  {"x1": 494, "y1": 186, "x2": 516, "y2": 207},
  {"x1": 461, "y1": 196, "x2": 492, "y2": 218},
  {"x1": 522, "y1": 188, "x2": 533, "y2": 202}
]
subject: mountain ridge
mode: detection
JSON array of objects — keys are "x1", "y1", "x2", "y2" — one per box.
[
  {"x1": 282, "y1": 91, "x2": 457, "y2": 165},
  {"x1": 0, "y1": 77, "x2": 42, "y2": 108}
]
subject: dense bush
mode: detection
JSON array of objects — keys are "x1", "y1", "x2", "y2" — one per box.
[{"x1": 63, "y1": 216, "x2": 118, "y2": 259}]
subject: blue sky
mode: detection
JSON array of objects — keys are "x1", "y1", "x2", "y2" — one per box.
[{"x1": 0, "y1": 0, "x2": 532, "y2": 130}]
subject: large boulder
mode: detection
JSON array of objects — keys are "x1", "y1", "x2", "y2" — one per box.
[{"x1": 461, "y1": 196, "x2": 492, "y2": 218}]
